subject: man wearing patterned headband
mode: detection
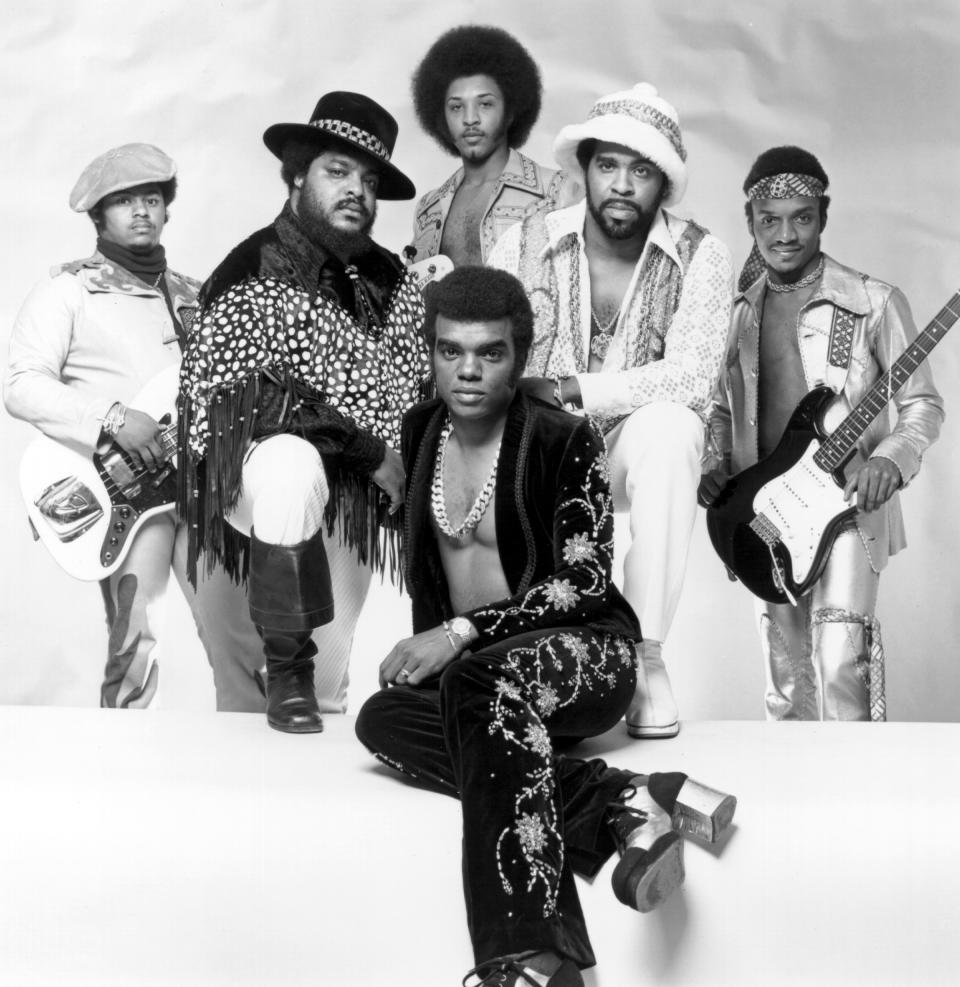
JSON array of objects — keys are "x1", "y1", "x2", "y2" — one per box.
[
  {"x1": 178, "y1": 92, "x2": 430, "y2": 733},
  {"x1": 408, "y1": 25, "x2": 566, "y2": 267},
  {"x1": 698, "y1": 145, "x2": 944, "y2": 720},
  {"x1": 489, "y1": 83, "x2": 735, "y2": 739}
]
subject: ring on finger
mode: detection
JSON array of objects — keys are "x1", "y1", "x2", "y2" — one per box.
[{"x1": 397, "y1": 668, "x2": 410, "y2": 683}]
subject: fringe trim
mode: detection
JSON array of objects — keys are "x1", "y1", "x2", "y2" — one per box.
[{"x1": 178, "y1": 371, "x2": 403, "y2": 590}]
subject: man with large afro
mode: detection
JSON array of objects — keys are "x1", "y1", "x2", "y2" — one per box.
[{"x1": 408, "y1": 25, "x2": 566, "y2": 267}]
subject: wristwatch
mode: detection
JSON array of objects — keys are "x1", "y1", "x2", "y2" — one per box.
[
  {"x1": 443, "y1": 616, "x2": 475, "y2": 655},
  {"x1": 449, "y1": 616, "x2": 474, "y2": 646}
]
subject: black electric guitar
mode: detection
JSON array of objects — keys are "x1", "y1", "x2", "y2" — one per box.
[{"x1": 706, "y1": 289, "x2": 958, "y2": 605}]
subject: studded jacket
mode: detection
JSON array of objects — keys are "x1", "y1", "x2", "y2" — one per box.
[{"x1": 402, "y1": 392, "x2": 640, "y2": 645}]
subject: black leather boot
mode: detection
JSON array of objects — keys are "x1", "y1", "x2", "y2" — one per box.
[{"x1": 248, "y1": 527, "x2": 334, "y2": 734}]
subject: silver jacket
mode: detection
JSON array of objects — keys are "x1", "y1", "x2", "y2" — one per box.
[{"x1": 706, "y1": 253, "x2": 944, "y2": 568}]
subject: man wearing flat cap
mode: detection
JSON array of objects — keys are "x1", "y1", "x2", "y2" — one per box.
[
  {"x1": 489, "y1": 84, "x2": 735, "y2": 740},
  {"x1": 178, "y1": 91, "x2": 429, "y2": 733},
  {"x1": 5, "y1": 143, "x2": 249, "y2": 708}
]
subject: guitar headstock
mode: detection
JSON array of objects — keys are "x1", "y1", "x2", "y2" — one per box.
[{"x1": 406, "y1": 254, "x2": 454, "y2": 293}]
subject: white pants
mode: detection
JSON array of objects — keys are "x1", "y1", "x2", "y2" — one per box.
[
  {"x1": 757, "y1": 529, "x2": 881, "y2": 720},
  {"x1": 605, "y1": 402, "x2": 704, "y2": 644},
  {"x1": 218, "y1": 434, "x2": 374, "y2": 713}
]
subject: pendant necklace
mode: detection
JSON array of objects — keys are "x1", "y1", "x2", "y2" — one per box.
[
  {"x1": 431, "y1": 419, "x2": 501, "y2": 539},
  {"x1": 590, "y1": 304, "x2": 621, "y2": 359}
]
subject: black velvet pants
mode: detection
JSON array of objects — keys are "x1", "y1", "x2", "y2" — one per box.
[{"x1": 355, "y1": 626, "x2": 638, "y2": 969}]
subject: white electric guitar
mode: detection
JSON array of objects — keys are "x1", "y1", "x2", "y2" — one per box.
[{"x1": 19, "y1": 364, "x2": 180, "y2": 581}]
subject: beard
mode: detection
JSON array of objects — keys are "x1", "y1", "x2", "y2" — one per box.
[
  {"x1": 298, "y1": 186, "x2": 377, "y2": 259},
  {"x1": 586, "y1": 189, "x2": 658, "y2": 242}
]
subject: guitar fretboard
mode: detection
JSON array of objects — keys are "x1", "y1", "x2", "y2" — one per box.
[{"x1": 814, "y1": 290, "x2": 958, "y2": 471}]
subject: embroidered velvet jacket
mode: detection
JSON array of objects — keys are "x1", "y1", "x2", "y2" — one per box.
[{"x1": 402, "y1": 392, "x2": 640, "y2": 646}]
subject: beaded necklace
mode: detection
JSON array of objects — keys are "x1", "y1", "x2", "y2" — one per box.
[
  {"x1": 430, "y1": 419, "x2": 501, "y2": 539},
  {"x1": 766, "y1": 255, "x2": 824, "y2": 293}
]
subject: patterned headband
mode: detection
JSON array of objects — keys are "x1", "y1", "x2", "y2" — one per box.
[
  {"x1": 747, "y1": 172, "x2": 825, "y2": 200},
  {"x1": 311, "y1": 119, "x2": 390, "y2": 162}
]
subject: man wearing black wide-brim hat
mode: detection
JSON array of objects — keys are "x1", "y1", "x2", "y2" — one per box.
[{"x1": 178, "y1": 92, "x2": 429, "y2": 734}]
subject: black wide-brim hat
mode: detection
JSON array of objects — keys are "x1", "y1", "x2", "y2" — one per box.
[{"x1": 263, "y1": 91, "x2": 415, "y2": 201}]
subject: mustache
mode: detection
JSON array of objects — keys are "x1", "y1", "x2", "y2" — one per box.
[
  {"x1": 337, "y1": 197, "x2": 371, "y2": 217},
  {"x1": 600, "y1": 198, "x2": 641, "y2": 214}
]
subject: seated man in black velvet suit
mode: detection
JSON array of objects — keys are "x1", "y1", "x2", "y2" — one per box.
[{"x1": 355, "y1": 266, "x2": 736, "y2": 987}]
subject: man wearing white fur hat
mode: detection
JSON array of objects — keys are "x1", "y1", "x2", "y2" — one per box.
[{"x1": 489, "y1": 83, "x2": 734, "y2": 739}]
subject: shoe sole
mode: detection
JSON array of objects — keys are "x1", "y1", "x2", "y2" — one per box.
[
  {"x1": 267, "y1": 717, "x2": 324, "y2": 734},
  {"x1": 611, "y1": 830, "x2": 685, "y2": 913},
  {"x1": 625, "y1": 720, "x2": 680, "y2": 739}
]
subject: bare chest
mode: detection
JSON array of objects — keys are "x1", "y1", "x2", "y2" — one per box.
[
  {"x1": 440, "y1": 183, "x2": 495, "y2": 267},
  {"x1": 587, "y1": 254, "x2": 636, "y2": 370},
  {"x1": 432, "y1": 440, "x2": 508, "y2": 611},
  {"x1": 758, "y1": 292, "x2": 813, "y2": 456}
]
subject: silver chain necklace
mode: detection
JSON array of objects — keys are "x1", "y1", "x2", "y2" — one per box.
[
  {"x1": 589, "y1": 304, "x2": 621, "y2": 359},
  {"x1": 766, "y1": 255, "x2": 824, "y2": 293},
  {"x1": 431, "y1": 419, "x2": 501, "y2": 540}
]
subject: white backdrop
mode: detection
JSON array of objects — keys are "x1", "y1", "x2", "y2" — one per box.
[{"x1": 1, "y1": 0, "x2": 958, "y2": 720}]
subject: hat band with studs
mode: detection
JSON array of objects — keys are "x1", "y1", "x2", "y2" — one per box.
[
  {"x1": 310, "y1": 118, "x2": 390, "y2": 161},
  {"x1": 747, "y1": 173, "x2": 825, "y2": 200},
  {"x1": 588, "y1": 100, "x2": 687, "y2": 162}
]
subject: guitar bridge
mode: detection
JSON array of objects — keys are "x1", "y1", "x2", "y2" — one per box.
[
  {"x1": 750, "y1": 512, "x2": 798, "y2": 605},
  {"x1": 749, "y1": 512, "x2": 781, "y2": 548}
]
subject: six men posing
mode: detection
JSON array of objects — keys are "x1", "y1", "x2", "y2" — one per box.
[{"x1": 2, "y1": 19, "x2": 945, "y2": 987}]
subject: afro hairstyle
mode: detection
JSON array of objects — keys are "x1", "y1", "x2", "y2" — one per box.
[
  {"x1": 423, "y1": 265, "x2": 534, "y2": 378},
  {"x1": 412, "y1": 25, "x2": 543, "y2": 156},
  {"x1": 743, "y1": 145, "x2": 830, "y2": 223}
]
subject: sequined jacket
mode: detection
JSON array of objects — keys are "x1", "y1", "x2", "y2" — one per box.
[
  {"x1": 488, "y1": 201, "x2": 734, "y2": 424},
  {"x1": 706, "y1": 254, "x2": 944, "y2": 568},
  {"x1": 402, "y1": 392, "x2": 640, "y2": 645},
  {"x1": 5, "y1": 252, "x2": 197, "y2": 453},
  {"x1": 408, "y1": 149, "x2": 566, "y2": 264}
]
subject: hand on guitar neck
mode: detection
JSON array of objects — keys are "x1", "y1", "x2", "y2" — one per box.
[{"x1": 110, "y1": 408, "x2": 168, "y2": 473}]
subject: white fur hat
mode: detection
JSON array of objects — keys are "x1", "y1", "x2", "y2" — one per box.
[{"x1": 553, "y1": 83, "x2": 688, "y2": 207}]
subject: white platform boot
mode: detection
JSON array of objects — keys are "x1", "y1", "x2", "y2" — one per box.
[{"x1": 625, "y1": 640, "x2": 680, "y2": 739}]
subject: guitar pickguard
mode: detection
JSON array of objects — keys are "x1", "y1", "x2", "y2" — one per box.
[{"x1": 751, "y1": 441, "x2": 854, "y2": 585}]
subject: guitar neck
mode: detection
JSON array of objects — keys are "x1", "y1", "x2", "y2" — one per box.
[
  {"x1": 815, "y1": 290, "x2": 958, "y2": 471},
  {"x1": 153, "y1": 422, "x2": 178, "y2": 461}
]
